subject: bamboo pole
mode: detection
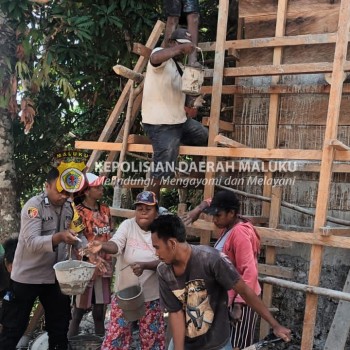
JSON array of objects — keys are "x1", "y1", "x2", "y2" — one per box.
[{"x1": 259, "y1": 277, "x2": 350, "y2": 302}]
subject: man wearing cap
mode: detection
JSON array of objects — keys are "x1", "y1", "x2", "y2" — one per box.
[
  {"x1": 142, "y1": 28, "x2": 208, "y2": 200},
  {"x1": 0, "y1": 167, "x2": 82, "y2": 350},
  {"x1": 87, "y1": 191, "x2": 165, "y2": 349},
  {"x1": 182, "y1": 190, "x2": 262, "y2": 349}
]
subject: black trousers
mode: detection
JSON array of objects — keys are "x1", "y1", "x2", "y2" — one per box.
[{"x1": 0, "y1": 281, "x2": 71, "y2": 350}]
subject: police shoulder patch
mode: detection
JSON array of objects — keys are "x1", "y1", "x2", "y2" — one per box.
[{"x1": 27, "y1": 207, "x2": 39, "y2": 219}]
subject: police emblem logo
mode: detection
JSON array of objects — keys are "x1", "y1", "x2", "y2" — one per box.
[
  {"x1": 27, "y1": 207, "x2": 39, "y2": 219},
  {"x1": 56, "y1": 161, "x2": 86, "y2": 193}
]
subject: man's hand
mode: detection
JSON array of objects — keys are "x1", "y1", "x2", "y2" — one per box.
[
  {"x1": 131, "y1": 263, "x2": 145, "y2": 277},
  {"x1": 272, "y1": 324, "x2": 292, "y2": 342},
  {"x1": 181, "y1": 208, "x2": 202, "y2": 226},
  {"x1": 53, "y1": 230, "x2": 81, "y2": 246},
  {"x1": 87, "y1": 241, "x2": 103, "y2": 254},
  {"x1": 179, "y1": 42, "x2": 195, "y2": 55},
  {"x1": 229, "y1": 303, "x2": 243, "y2": 324}
]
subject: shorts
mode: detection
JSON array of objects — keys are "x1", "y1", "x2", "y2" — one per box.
[
  {"x1": 143, "y1": 119, "x2": 208, "y2": 179},
  {"x1": 164, "y1": 0, "x2": 200, "y2": 17}
]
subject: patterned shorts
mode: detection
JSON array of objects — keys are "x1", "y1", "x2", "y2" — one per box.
[{"x1": 101, "y1": 296, "x2": 165, "y2": 350}]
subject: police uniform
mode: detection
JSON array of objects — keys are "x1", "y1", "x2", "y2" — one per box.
[{"x1": 0, "y1": 193, "x2": 78, "y2": 350}]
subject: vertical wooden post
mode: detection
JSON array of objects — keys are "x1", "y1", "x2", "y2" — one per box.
[
  {"x1": 203, "y1": 0, "x2": 229, "y2": 199},
  {"x1": 301, "y1": 1, "x2": 350, "y2": 349},
  {"x1": 261, "y1": 0, "x2": 288, "y2": 219},
  {"x1": 260, "y1": 186, "x2": 282, "y2": 338}
]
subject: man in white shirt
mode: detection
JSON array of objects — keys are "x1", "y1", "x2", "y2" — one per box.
[{"x1": 142, "y1": 28, "x2": 208, "y2": 200}]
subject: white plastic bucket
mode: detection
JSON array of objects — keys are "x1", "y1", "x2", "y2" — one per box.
[
  {"x1": 53, "y1": 260, "x2": 96, "y2": 295},
  {"x1": 182, "y1": 65, "x2": 205, "y2": 96},
  {"x1": 28, "y1": 332, "x2": 48, "y2": 350},
  {"x1": 116, "y1": 285, "x2": 145, "y2": 321}
]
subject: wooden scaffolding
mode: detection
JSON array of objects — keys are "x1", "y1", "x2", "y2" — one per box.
[{"x1": 76, "y1": 0, "x2": 350, "y2": 348}]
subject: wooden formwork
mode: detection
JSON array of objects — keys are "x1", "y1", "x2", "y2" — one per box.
[{"x1": 76, "y1": 0, "x2": 350, "y2": 348}]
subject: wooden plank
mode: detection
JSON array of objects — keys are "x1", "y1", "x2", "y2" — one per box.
[
  {"x1": 217, "y1": 62, "x2": 350, "y2": 78},
  {"x1": 260, "y1": 186, "x2": 283, "y2": 338},
  {"x1": 320, "y1": 227, "x2": 350, "y2": 236},
  {"x1": 101, "y1": 89, "x2": 143, "y2": 172},
  {"x1": 218, "y1": 160, "x2": 350, "y2": 174},
  {"x1": 203, "y1": 0, "x2": 229, "y2": 200},
  {"x1": 256, "y1": 227, "x2": 350, "y2": 249},
  {"x1": 229, "y1": 33, "x2": 337, "y2": 50},
  {"x1": 76, "y1": 141, "x2": 331, "y2": 160},
  {"x1": 329, "y1": 139, "x2": 350, "y2": 151},
  {"x1": 324, "y1": 269, "x2": 350, "y2": 350},
  {"x1": 201, "y1": 117, "x2": 234, "y2": 132},
  {"x1": 127, "y1": 134, "x2": 151, "y2": 144},
  {"x1": 239, "y1": 0, "x2": 339, "y2": 18},
  {"x1": 86, "y1": 20, "x2": 165, "y2": 171},
  {"x1": 258, "y1": 264, "x2": 294, "y2": 279},
  {"x1": 214, "y1": 134, "x2": 247, "y2": 148},
  {"x1": 261, "y1": 0, "x2": 288, "y2": 245},
  {"x1": 201, "y1": 83, "x2": 350, "y2": 95},
  {"x1": 303, "y1": 1, "x2": 350, "y2": 347},
  {"x1": 198, "y1": 33, "x2": 337, "y2": 52},
  {"x1": 260, "y1": 237, "x2": 293, "y2": 248},
  {"x1": 109, "y1": 209, "x2": 350, "y2": 248}
]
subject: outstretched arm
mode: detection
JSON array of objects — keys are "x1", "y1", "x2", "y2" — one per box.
[
  {"x1": 233, "y1": 278, "x2": 291, "y2": 342},
  {"x1": 88, "y1": 240, "x2": 118, "y2": 254},
  {"x1": 150, "y1": 43, "x2": 195, "y2": 66},
  {"x1": 181, "y1": 199, "x2": 210, "y2": 226},
  {"x1": 131, "y1": 260, "x2": 160, "y2": 277}
]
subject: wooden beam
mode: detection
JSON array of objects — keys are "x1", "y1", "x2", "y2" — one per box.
[
  {"x1": 329, "y1": 139, "x2": 350, "y2": 151},
  {"x1": 201, "y1": 117, "x2": 234, "y2": 132},
  {"x1": 320, "y1": 227, "x2": 350, "y2": 236},
  {"x1": 203, "y1": 0, "x2": 229, "y2": 200},
  {"x1": 302, "y1": 1, "x2": 350, "y2": 348},
  {"x1": 203, "y1": 61, "x2": 350, "y2": 78},
  {"x1": 86, "y1": 20, "x2": 165, "y2": 171},
  {"x1": 77, "y1": 141, "x2": 331, "y2": 160},
  {"x1": 201, "y1": 83, "x2": 350, "y2": 95},
  {"x1": 214, "y1": 134, "x2": 247, "y2": 148},
  {"x1": 260, "y1": 187, "x2": 283, "y2": 338},
  {"x1": 127, "y1": 134, "x2": 151, "y2": 144},
  {"x1": 109, "y1": 208, "x2": 350, "y2": 249},
  {"x1": 258, "y1": 264, "x2": 294, "y2": 279},
  {"x1": 101, "y1": 88, "x2": 144, "y2": 174},
  {"x1": 261, "y1": 0, "x2": 287, "y2": 244},
  {"x1": 257, "y1": 227, "x2": 350, "y2": 249},
  {"x1": 260, "y1": 237, "x2": 293, "y2": 249},
  {"x1": 198, "y1": 33, "x2": 337, "y2": 52}
]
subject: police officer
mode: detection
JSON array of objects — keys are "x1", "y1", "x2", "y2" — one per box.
[{"x1": 0, "y1": 167, "x2": 83, "y2": 350}]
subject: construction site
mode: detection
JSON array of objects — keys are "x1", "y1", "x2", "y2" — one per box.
[{"x1": 74, "y1": 0, "x2": 350, "y2": 349}]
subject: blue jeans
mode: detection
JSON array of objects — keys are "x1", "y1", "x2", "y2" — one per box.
[
  {"x1": 168, "y1": 338, "x2": 232, "y2": 350},
  {"x1": 143, "y1": 119, "x2": 208, "y2": 179}
]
